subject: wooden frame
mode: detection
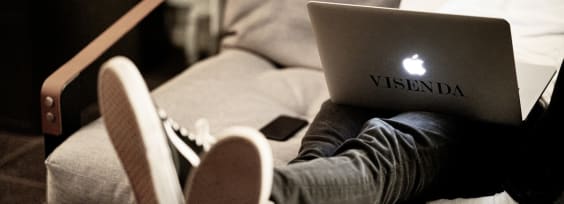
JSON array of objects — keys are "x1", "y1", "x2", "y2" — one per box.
[{"x1": 41, "y1": 0, "x2": 164, "y2": 155}]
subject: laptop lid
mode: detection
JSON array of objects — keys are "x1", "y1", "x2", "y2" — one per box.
[{"x1": 308, "y1": 1, "x2": 554, "y2": 125}]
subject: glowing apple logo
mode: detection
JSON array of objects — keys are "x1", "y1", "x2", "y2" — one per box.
[{"x1": 402, "y1": 54, "x2": 426, "y2": 76}]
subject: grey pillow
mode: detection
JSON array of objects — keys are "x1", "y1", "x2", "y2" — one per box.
[{"x1": 222, "y1": 0, "x2": 401, "y2": 69}]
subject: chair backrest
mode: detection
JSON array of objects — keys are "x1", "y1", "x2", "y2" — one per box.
[{"x1": 221, "y1": 0, "x2": 401, "y2": 69}]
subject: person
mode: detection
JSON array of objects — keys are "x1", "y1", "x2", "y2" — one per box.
[{"x1": 98, "y1": 55, "x2": 563, "y2": 204}]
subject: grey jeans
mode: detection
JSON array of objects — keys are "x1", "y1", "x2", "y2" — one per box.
[{"x1": 270, "y1": 100, "x2": 522, "y2": 204}]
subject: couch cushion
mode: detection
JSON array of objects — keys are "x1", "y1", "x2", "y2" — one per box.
[
  {"x1": 221, "y1": 0, "x2": 401, "y2": 69},
  {"x1": 153, "y1": 51, "x2": 330, "y2": 166},
  {"x1": 46, "y1": 49, "x2": 329, "y2": 203}
]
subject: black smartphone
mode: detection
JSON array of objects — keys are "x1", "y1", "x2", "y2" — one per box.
[{"x1": 260, "y1": 115, "x2": 309, "y2": 141}]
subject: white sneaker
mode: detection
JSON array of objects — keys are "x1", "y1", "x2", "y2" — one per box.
[
  {"x1": 99, "y1": 56, "x2": 273, "y2": 204},
  {"x1": 99, "y1": 56, "x2": 187, "y2": 204},
  {"x1": 185, "y1": 126, "x2": 273, "y2": 204}
]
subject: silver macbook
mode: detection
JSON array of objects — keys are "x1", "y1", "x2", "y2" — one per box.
[{"x1": 307, "y1": 1, "x2": 556, "y2": 125}]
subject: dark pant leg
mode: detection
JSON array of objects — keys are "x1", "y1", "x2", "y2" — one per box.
[
  {"x1": 291, "y1": 100, "x2": 392, "y2": 163},
  {"x1": 271, "y1": 112, "x2": 474, "y2": 204}
]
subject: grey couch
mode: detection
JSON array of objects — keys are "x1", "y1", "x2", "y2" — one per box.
[{"x1": 44, "y1": 0, "x2": 523, "y2": 203}]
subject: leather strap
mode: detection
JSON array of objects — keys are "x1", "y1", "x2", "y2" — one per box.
[{"x1": 41, "y1": 0, "x2": 164, "y2": 135}]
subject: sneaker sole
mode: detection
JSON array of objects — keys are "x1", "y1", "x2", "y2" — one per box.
[
  {"x1": 99, "y1": 56, "x2": 184, "y2": 204},
  {"x1": 185, "y1": 126, "x2": 273, "y2": 204}
]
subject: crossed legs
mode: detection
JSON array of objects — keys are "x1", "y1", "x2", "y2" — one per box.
[{"x1": 271, "y1": 101, "x2": 520, "y2": 204}]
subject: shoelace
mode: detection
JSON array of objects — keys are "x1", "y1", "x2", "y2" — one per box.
[{"x1": 158, "y1": 109, "x2": 216, "y2": 167}]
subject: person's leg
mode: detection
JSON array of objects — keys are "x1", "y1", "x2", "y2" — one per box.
[
  {"x1": 291, "y1": 100, "x2": 393, "y2": 163},
  {"x1": 271, "y1": 111, "x2": 483, "y2": 204},
  {"x1": 505, "y1": 61, "x2": 564, "y2": 203}
]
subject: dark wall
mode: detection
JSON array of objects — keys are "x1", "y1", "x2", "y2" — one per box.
[
  {"x1": 0, "y1": 0, "x2": 174, "y2": 133},
  {"x1": 1, "y1": 1, "x2": 35, "y2": 132}
]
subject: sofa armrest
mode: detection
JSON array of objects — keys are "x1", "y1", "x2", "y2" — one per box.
[{"x1": 41, "y1": 0, "x2": 164, "y2": 155}]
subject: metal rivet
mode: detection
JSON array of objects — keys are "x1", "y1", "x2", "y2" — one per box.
[
  {"x1": 46, "y1": 112, "x2": 55, "y2": 122},
  {"x1": 45, "y1": 96, "x2": 54, "y2": 107}
]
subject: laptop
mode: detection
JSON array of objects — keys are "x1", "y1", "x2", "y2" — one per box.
[{"x1": 307, "y1": 1, "x2": 556, "y2": 125}]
